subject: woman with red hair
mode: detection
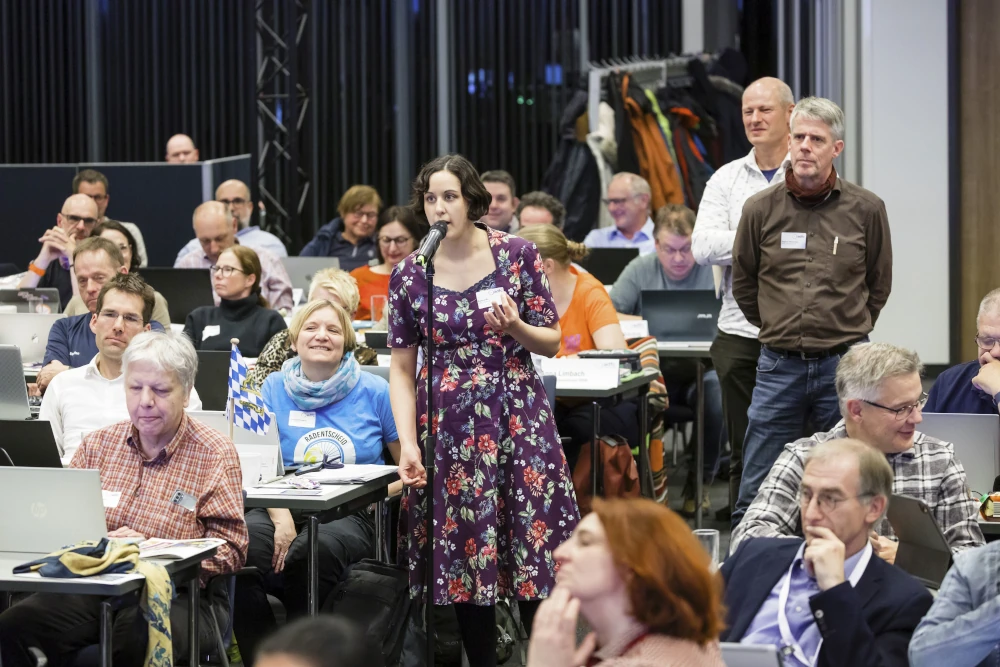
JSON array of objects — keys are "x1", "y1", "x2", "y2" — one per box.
[{"x1": 527, "y1": 498, "x2": 725, "y2": 666}]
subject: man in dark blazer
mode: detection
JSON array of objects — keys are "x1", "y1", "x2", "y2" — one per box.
[{"x1": 720, "y1": 438, "x2": 932, "y2": 666}]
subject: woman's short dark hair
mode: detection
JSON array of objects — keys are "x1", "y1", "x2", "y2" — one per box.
[
  {"x1": 256, "y1": 616, "x2": 385, "y2": 667},
  {"x1": 94, "y1": 220, "x2": 141, "y2": 272},
  {"x1": 409, "y1": 154, "x2": 492, "y2": 223},
  {"x1": 374, "y1": 205, "x2": 430, "y2": 263}
]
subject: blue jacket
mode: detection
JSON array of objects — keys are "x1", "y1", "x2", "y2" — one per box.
[
  {"x1": 925, "y1": 360, "x2": 998, "y2": 415},
  {"x1": 721, "y1": 537, "x2": 932, "y2": 667},
  {"x1": 909, "y1": 540, "x2": 1000, "y2": 667},
  {"x1": 299, "y1": 217, "x2": 376, "y2": 272}
]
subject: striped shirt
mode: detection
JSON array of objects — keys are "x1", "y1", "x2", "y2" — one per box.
[
  {"x1": 70, "y1": 414, "x2": 248, "y2": 586},
  {"x1": 731, "y1": 422, "x2": 984, "y2": 554}
]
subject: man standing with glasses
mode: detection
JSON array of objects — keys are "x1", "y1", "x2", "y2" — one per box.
[
  {"x1": 72, "y1": 169, "x2": 149, "y2": 267},
  {"x1": 583, "y1": 172, "x2": 656, "y2": 254},
  {"x1": 926, "y1": 287, "x2": 1000, "y2": 415},
  {"x1": 18, "y1": 194, "x2": 100, "y2": 309},
  {"x1": 40, "y1": 272, "x2": 201, "y2": 457},
  {"x1": 731, "y1": 342, "x2": 983, "y2": 557},
  {"x1": 176, "y1": 179, "x2": 287, "y2": 261}
]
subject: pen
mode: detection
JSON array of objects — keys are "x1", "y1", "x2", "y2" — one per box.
[{"x1": 833, "y1": 236, "x2": 839, "y2": 255}]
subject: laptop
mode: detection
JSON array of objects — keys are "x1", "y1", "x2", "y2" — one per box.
[
  {"x1": 0, "y1": 312, "x2": 64, "y2": 364},
  {"x1": 196, "y1": 350, "x2": 233, "y2": 411},
  {"x1": 139, "y1": 267, "x2": 215, "y2": 324},
  {"x1": 0, "y1": 345, "x2": 32, "y2": 420},
  {"x1": 919, "y1": 413, "x2": 1000, "y2": 496},
  {"x1": 0, "y1": 467, "x2": 107, "y2": 554},
  {"x1": 577, "y1": 248, "x2": 639, "y2": 285},
  {"x1": 281, "y1": 257, "x2": 340, "y2": 295},
  {"x1": 0, "y1": 420, "x2": 63, "y2": 468},
  {"x1": 640, "y1": 290, "x2": 720, "y2": 342},
  {"x1": 719, "y1": 643, "x2": 783, "y2": 666},
  {"x1": 0, "y1": 288, "x2": 61, "y2": 314},
  {"x1": 887, "y1": 494, "x2": 953, "y2": 589}
]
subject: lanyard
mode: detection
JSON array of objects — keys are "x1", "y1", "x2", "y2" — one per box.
[{"x1": 776, "y1": 542, "x2": 873, "y2": 666}]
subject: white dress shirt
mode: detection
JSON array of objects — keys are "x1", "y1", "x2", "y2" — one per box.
[
  {"x1": 691, "y1": 148, "x2": 790, "y2": 338},
  {"x1": 583, "y1": 216, "x2": 656, "y2": 255},
  {"x1": 40, "y1": 355, "x2": 204, "y2": 458}
]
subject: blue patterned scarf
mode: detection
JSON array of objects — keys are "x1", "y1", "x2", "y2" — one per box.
[{"x1": 281, "y1": 352, "x2": 361, "y2": 411}]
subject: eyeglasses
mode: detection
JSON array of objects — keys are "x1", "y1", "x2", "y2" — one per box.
[
  {"x1": 62, "y1": 214, "x2": 98, "y2": 227},
  {"x1": 601, "y1": 195, "x2": 641, "y2": 207},
  {"x1": 209, "y1": 265, "x2": 246, "y2": 277},
  {"x1": 378, "y1": 235, "x2": 413, "y2": 247},
  {"x1": 975, "y1": 335, "x2": 1000, "y2": 350},
  {"x1": 98, "y1": 310, "x2": 144, "y2": 326},
  {"x1": 218, "y1": 198, "x2": 248, "y2": 207},
  {"x1": 861, "y1": 392, "x2": 928, "y2": 420},
  {"x1": 797, "y1": 487, "x2": 873, "y2": 513},
  {"x1": 84, "y1": 194, "x2": 108, "y2": 204},
  {"x1": 352, "y1": 210, "x2": 378, "y2": 221}
]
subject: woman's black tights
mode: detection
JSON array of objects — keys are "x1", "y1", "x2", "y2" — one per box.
[{"x1": 454, "y1": 600, "x2": 541, "y2": 666}]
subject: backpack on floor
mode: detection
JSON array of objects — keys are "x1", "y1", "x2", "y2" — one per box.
[
  {"x1": 321, "y1": 559, "x2": 411, "y2": 666},
  {"x1": 572, "y1": 434, "x2": 641, "y2": 514}
]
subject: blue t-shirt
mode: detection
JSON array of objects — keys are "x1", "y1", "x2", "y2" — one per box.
[
  {"x1": 761, "y1": 167, "x2": 779, "y2": 182},
  {"x1": 262, "y1": 370, "x2": 399, "y2": 466}
]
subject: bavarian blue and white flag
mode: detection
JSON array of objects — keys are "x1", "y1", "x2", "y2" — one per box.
[{"x1": 228, "y1": 342, "x2": 273, "y2": 436}]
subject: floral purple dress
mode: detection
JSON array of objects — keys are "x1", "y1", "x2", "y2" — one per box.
[{"x1": 388, "y1": 223, "x2": 580, "y2": 606}]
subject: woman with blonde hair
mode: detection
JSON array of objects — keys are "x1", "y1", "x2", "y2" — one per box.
[{"x1": 183, "y1": 245, "x2": 286, "y2": 356}]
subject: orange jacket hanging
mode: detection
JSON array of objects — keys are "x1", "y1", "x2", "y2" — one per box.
[{"x1": 622, "y1": 74, "x2": 684, "y2": 210}]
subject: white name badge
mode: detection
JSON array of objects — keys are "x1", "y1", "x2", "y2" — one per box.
[
  {"x1": 288, "y1": 410, "x2": 317, "y2": 429},
  {"x1": 780, "y1": 232, "x2": 807, "y2": 249},
  {"x1": 546, "y1": 358, "x2": 620, "y2": 391},
  {"x1": 102, "y1": 490, "x2": 121, "y2": 508},
  {"x1": 475, "y1": 287, "x2": 506, "y2": 310},
  {"x1": 619, "y1": 320, "x2": 649, "y2": 339},
  {"x1": 202, "y1": 325, "x2": 221, "y2": 340}
]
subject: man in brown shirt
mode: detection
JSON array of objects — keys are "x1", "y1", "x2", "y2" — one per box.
[{"x1": 730, "y1": 96, "x2": 893, "y2": 527}]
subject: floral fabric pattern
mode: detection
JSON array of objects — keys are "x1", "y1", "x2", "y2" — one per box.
[{"x1": 389, "y1": 223, "x2": 580, "y2": 606}]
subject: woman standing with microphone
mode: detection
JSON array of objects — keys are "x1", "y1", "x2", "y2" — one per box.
[{"x1": 388, "y1": 154, "x2": 579, "y2": 665}]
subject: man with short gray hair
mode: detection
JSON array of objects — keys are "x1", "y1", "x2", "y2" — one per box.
[
  {"x1": 732, "y1": 96, "x2": 894, "y2": 526},
  {"x1": 732, "y1": 342, "x2": 983, "y2": 556},
  {"x1": 583, "y1": 172, "x2": 655, "y2": 254},
  {"x1": 925, "y1": 286, "x2": 1000, "y2": 415}
]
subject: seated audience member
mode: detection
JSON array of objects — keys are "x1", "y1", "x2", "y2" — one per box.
[
  {"x1": 350, "y1": 205, "x2": 428, "y2": 320},
  {"x1": 246, "y1": 268, "x2": 378, "y2": 389},
  {"x1": 175, "y1": 201, "x2": 294, "y2": 312},
  {"x1": 255, "y1": 617, "x2": 386, "y2": 667},
  {"x1": 176, "y1": 179, "x2": 287, "y2": 261},
  {"x1": 165, "y1": 133, "x2": 200, "y2": 163},
  {"x1": 300, "y1": 185, "x2": 380, "y2": 271},
  {"x1": 38, "y1": 237, "x2": 166, "y2": 392},
  {"x1": 518, "y1": 225, "x2": 634, "y2": 470},
  {"x1": 183, "y1": 246, "x2": 286, "y2": 357},
  {"x1": 481, "y1": 169, "x2": 521, "y2": 233},
  {"x1": 73, "y1": 168, "x2": 148, "y2": 267},
  {"x1": 0, "y1": 330, "x2": 248, "y2": 667},
  {"x1": 18, "y1": 193, "x2": 99, "y2": 308},
  {"x1": 610, "y1": 205, "x2": 723, "y2": 514},
  {"x1": 583, "y1": 173, "x2": 656, "y2": 254},
  {"x1": 732, "y1": 342, "x2": 984, "y2": 555},
  {"x1": 721, "y1": 439, "x2": 933, "y2": 665},
  {"x1": 234, "y1": 300, "x2": 401, "y2": 662},
  {"x1": 62, "y1": 221, "x2": 171, "y2": 328},
  {"x1": 909, "y1": 540, "x2": 1000, "y2": 667},
  {"x1": 527, "y1": 498, "x2": 725, "y2": 667},
  {"x1": 42, "y1": 273, "x2": 202, "y2": 457},
  {"x1": 926, "y1": 287, "x2": 1000, "y2": 415},
  {"x1": 516, "y1": 191, "x2": 567, "y2": 230}
]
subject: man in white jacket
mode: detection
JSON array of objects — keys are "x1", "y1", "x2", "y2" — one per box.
[{"x1": 690, "y1": 77, "x2": 795, "y2": 521}]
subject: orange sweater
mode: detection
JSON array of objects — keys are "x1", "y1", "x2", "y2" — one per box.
[
  {"x1": 557, "y1": 268, "x2": 620, "y2": 357},
  {"x1": 350, "y1": 264, "x2": 391, "y2": 321}
]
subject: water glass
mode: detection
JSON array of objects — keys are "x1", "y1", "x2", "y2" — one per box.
[{"x1": 693, "y1": 528, "x2": 721, "y2": 566}]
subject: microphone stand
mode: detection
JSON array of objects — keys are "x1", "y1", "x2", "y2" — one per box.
[{"x1": 423, "y1": 257, "x2": 437, "y2": 666}]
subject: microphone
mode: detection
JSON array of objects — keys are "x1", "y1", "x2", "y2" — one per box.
[{"x1": 415, "y1": 221, "x2": 449, "y2": 267}]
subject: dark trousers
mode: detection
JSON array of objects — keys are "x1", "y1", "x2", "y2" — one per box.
[
  {"x1": 554, "y1": 398, "x2": 639, "y2": 471},
  {"x1": 233, "y1": 507, "x2": 374, "y2": 665},
  {"x1": 710, "y1": 330, "x2": 761, "y2": 511},
  {"x1": 453, "y1": 600, "x2": 541, "y2": 667},
  {"x1": 0, "y1": 588, "x2": 227, "y2": 667}
]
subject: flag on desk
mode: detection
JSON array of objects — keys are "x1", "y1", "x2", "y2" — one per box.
[{"x1": 228, "y1": 342, "x2": 272, "y2": 436}]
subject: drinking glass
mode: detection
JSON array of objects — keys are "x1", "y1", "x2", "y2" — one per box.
[{"x1": 693, "y1": 528, "x2": 720, "y2": 566}]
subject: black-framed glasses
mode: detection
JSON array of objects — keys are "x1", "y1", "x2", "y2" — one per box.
[
  {"x1": 600, "y1": 194, "x2": 641, "y2": 207},
  {"x1": 861, "y1": 392, "x2": 928, "y2": 420},
  {"x1": 209, "y1": 265, "x2": 246, "y2": 277},
  {"x1": 378, "y1": 235, "x2": 413, "y2": 247},
  {"x1": 797, "y1": 487, "x2": 874, "y2": 513},
  {"x1": 218, "y1": 197, "x2": 249, "y2": 207},
  {"x1": 294, "y1": 453, "x2": 344, "y2": 476},
  {"x1": 975, "y1": 335, "x2": 1000, "y2": 350},
  {"x1": 63, "y1": 213, "x2": 98, "y2": 226}
]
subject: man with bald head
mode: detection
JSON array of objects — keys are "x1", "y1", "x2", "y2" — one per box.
[
  {"x1": 19, "y1": 194, "x2": 101, "y2": 309},
  {"x1": 165, "y1": 134, "x2": 200, "y2": 163},
  {"x1": 176, "y1": 179, "x2": 287, "y2": 261},
  {"x1": 691, "y1": 77, "x2": 796, "y2": 519},
  {"x1": 583, "y1": 172, "x2": 656, "y2": 254},
  {"x1": 174, "y1": 201, "x2": 293, "y2": 312}
]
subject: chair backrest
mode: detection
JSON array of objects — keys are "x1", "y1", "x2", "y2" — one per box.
[{"x1": 542, "y1": 373, "x2": 556, "y2": 407}]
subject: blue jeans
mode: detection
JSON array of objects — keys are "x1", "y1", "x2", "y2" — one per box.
[{"x1": 732, "y1": 347, "x2": 843, "y2": 525}]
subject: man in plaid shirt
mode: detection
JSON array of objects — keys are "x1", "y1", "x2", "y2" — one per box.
[
  {"x1": 732, "y1": 342, "x2": 984, "y2": 559},
  {"x1": 0, "y1": 330, "x2": 248, "y2": 667}
]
